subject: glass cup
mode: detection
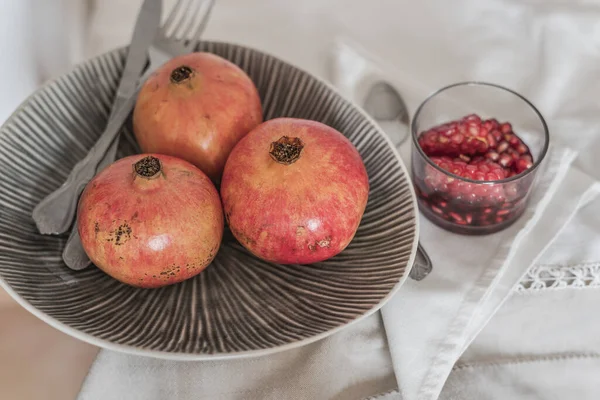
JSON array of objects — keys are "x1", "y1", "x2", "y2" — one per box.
[{"x1": 410, "y1": 82, "x2": 550, "y2": 235}]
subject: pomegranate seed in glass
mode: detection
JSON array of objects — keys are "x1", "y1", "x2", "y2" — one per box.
[{"x1": 410, "y1": 82, "x2": 549, "y2": 235}]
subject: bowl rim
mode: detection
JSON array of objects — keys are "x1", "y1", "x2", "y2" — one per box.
[
  {"x1": 410, "y1": 81, "x2": 550, "y2": 185},
  {"x1": 0, "y1": 40, "x2": 420, "y2": 361}
]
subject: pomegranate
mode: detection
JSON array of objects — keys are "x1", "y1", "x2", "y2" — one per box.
[
  {"x1": 77, "y1": 154, "x2": 224, "y2": 288},
  {"x1": 414, "y1": 114, "x2": 535, "y2": 233},
  {"x1": 220, "y1": 118, "x2": 369, "y2": 264},
  {"x1": 132, "y1": 52, "x2": 263, "y2": 183}
]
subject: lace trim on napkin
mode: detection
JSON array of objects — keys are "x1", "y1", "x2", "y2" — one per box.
[
  {"x1": 516, "y1": 263, "x2": 600, "y2": 291},
  {"x1": 453, "y1": 352, "x2": 600, "y2": 370}
]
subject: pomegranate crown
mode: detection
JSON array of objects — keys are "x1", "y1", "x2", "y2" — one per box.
[
  {"x1": 170, "y1": 65, "x2": 194, "y2": 84},
  {"x1": 134, "y1": 156, "x2": 162, "y2": 178},
  {"x1": 269, "y1": 136, "x2": 304, "y2": 165}
]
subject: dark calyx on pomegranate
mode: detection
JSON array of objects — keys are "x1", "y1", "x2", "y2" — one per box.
[
  {"x1": 416, "y1": 114, "x2": 534, "y2": 229},
  {"x1": 77, "y1": 154, "x2": 224, "y2": 288},
  {"x1": 221, "y1": 118, "x2": 369, "y2": 265}
]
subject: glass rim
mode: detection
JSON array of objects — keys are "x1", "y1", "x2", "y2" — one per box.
[{"x1": 410, "y1": 81, "x2": 550, "y2": 185}]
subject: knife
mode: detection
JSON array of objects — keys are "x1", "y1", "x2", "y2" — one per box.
[{"x1": 31, "y1": 0, "x2": 163, "y2": 235}]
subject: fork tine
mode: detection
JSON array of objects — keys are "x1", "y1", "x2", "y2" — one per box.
[
  {"x1": 171, "y1": 0, "x2": 205, "y2": 40},
  {"x1": 162, "y1": 0, "x2": 189, "y2": 36},
  {"x1": 187, "y1": 0, "x2": 215, "y2": 44}
]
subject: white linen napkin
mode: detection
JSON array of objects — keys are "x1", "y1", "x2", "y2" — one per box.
[
  {"x1": 440, "y1": 138, "x2": 600, "y2": 400},
  {"x1": 77, "y1": 312, "x2": 398, "y2": 400},
  {"x1": 328, "y1": 38, "x2": 596, "y2": 400}
]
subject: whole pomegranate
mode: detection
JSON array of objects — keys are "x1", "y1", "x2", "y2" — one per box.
[
  {"x1": 221, "y1": 118, "x2": 369, "y2": 265},
  {"x1": 133, "y1": 52, "x2": 263, "y2": 183},
  {"x1": 77, "y1": 154, "x2": 224, "y2": 288}
]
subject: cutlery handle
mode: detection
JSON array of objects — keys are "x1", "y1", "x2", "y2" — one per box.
[
  {"x1": 409, "y1": 242, "x2": 433, "y2": 281},
  {"x1": 32, "y1": 93, "x2": 137, "y2": 235},
  {"x1": 62, "y1": 110, "x2": 123, "y2": 269},
  {"x1": 62, "y1": 225, "x2": 92, "y2": 270}
]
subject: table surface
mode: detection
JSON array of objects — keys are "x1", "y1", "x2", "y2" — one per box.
[{"x1": 0, "y1": 288, "x2": 98, "y2": 399}]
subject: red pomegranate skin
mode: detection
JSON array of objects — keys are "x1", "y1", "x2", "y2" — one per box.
[
  {"x1": 133, "y1": 52, "x2": 263, "y2": 183},
  {"x1": 220, "y1": 118, "x2": 369, "y2": 265},
  {"x1": 77, "y1": 154, "x2": 224, "y2": 288}
]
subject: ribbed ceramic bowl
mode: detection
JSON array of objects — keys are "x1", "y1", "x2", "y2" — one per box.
[{"x1": 0, "y1": 41, "x2": 418, "y2": 360}]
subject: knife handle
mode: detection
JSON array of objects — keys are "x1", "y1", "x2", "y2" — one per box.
[
  {"x1": 62, "y1": 226, "x2": 92, "y2": 271},
  {"x1": 61, "y1": 104, "x2": 123, "y2": 269}
]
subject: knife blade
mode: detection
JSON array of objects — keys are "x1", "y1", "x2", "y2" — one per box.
[{"x1": 95, "y1": 0, "x2": 164, "y2": 173}]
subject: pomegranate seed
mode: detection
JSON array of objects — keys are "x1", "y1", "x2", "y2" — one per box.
[
  {"x1": 432, "y1": 205, "x2": 444, "y2": 215},
  {"x1": 497, "y1": 209, "x2": 510, "y2": 216},
  {"x1": 439, "y1": 201, "x2": 448, "y2": 208},
  {"x1": 459, "y1": 154, "x2": 471, "y2": 162},
  {"x1": 484, "y1": 207, "x2": 493, "y2": 214},
  {"x1": 451, "y1": 133, "x2": 464, "y2": 144},
  {"x1": 468, "y1": 125, "x2": 480, "y2": 136},
  {"x1": 516, "y1": 143, "x2": 529, "y2": 154},
  {"x1": 486, "y1": 134, "x2": 497, "y2": 148},
  {"x1": 507, "y1": 135, "x2": 520, "y2": 146},
  {"x1": 465, "y1": 114, "x2": 481, "y2": 124},
  {"x1": 498, "y1": 153, "x2": 513, "y2": 168},
  {"x1": 500, "y1": 123, "x2": 512, "y2": 134},
  {"x1": 496, "y1": 217, "x2": 505, "y2": 223},
  {"x1": 465, "y1": 214, "x2": 473, "y2": 224},
  {"x1": 515, "y1": 158, "x2": 533, "y2": 173},
  {"x1": 449, "y1": 212, "x2": 464, "y2": 223},
  {"x1": 497, "y1": 141, "x2": 509, "y2": 153},
  {"x1": 485, "y1": 151, "x2": 499, "y2": 161},
  {"x1": 477, "y1": 163, "x2": 490, "y2": 173},
  {"x1": 491, "y1": 129, "x2": 503, "y2": 142}
]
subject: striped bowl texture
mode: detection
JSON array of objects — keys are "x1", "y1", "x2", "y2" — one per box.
[{"x1": 0, "y1": 42, "x2": 418, "y2": 360}]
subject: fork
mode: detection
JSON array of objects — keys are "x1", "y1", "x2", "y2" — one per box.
[{"x1": 32, "y1": 0, "x2": 216, "y2": 237}]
